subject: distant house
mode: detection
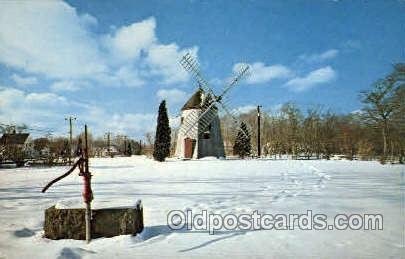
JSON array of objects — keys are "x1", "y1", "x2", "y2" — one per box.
[
  {"x1": 0, "y1": 133, "x2": 29, "y2": 146},
  {"x1": 0, "y1": 133, "x2": 30, "y2": 164},
  {"x1": 98, "y1": 146, "x2": 119, "y2": 157}
]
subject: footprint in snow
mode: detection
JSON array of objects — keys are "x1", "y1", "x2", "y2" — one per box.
[
  {"x1": 13, "y1": 228, "x2": 35, "y2": 238},
  {"x1": 57, "y1": 247, "x2": 95, "y2": 259}
]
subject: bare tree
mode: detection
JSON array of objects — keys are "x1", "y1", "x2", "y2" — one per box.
[
  {"x1": 281, "y1": 103, "x2": 302, "y2": 158},
  {"x1": 360, "y1": 64, "x2": 403, "y2": 163}
]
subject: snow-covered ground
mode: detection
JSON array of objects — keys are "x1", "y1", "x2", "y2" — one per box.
[{"x1": 0, "y1": 156, "x2": 404, "y2": 258}]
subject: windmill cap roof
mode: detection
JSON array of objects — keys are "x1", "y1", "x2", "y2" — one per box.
[{"x1": 181, "y1": 88, "x2": 204, "y2": 110}]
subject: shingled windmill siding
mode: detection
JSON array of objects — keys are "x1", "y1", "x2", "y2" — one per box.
[{"x1": 175, "y1": 89, "x2": 225, "y2": 159}]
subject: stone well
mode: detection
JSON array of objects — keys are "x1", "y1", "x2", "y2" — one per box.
[{"x1": 44, "y1": 202, "x2": 143, "y2": 240}]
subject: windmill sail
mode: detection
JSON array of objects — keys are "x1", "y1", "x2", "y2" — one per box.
[
  {"x1": 179, "y1": 53, "x2": 251, "y2": 138},
  {"x1": 180, "y1": 53, "x2": 216, "y2": 98}
]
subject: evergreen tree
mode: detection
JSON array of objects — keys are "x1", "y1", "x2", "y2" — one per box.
[
  {"x1": 233, "y1": 122, "x2": 251, "y2": 158},
  {"x1": 153, "y1": 100, "x2": 171, "y2": 161},
  {"x1": 126, "y1": 142, "x2": 132, "y2": 156}
]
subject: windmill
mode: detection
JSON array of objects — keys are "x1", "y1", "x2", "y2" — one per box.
[{"x1": 174, "y1": 53, "x2": 250, "y2": 159}]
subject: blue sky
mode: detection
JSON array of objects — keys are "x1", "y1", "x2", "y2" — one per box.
[{"x1": 0, "y1": 0, "x2": 404, "y2": 139}]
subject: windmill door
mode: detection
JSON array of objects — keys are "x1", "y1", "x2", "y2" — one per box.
[{"x1": 184, "y1": 138, "x2": 196, "y2": 158}]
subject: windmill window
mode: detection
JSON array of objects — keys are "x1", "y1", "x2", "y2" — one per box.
[
  {"x1": 181, "y1": 117, "x2": 184, "y2": 124},
  {"x1": 202, "y1": 131, "x2": 210, "y2": 139},
  {"x1": 202, "y1": 124, "x2": 211, "y2": 139}
]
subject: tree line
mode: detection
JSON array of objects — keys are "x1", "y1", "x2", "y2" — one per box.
[
  {"x1": 149, "y1": 63, "x2": 404, "y2": 163},
  {"x1": 1, "y1": 64, "x2": 403, "y2": 164},
  {"x1": 0, "y1": 129, "x2": 143, "y2": 166},
  {"x1": 223, "y1": 63, "x2": 405, "y2": 163}
]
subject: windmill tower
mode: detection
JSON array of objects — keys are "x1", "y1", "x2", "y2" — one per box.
[
  {"x1": 175, "y1": 53, "x2": 250, "y2": 159},
  {"x1": 175, "y1": 88, "x2": 225, "y2": 158}
]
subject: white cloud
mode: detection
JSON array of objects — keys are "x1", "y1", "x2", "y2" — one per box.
[
  {"x1": 0, "y1": 86, "x2": 158, "y2": 138},
  {"x1": 0, "y1": 87, "x2": 25, "y2": 108},
  {"x1": 0, "y1": 87, "x2": 67, "y2": 109},
  {"x1": 10, "y1": 74, "x2": 38, "y2": 86},
  {"x1": 77, "y1": 104, "x2": 158, "y2": 138},
  {"x1": 285, "y1": 66, "x2": 337, "y2": 92},
  {"x1": 169, "y1": 116, "x2": 181, "y2": 128},
  {"x1": 25, "y1": 92, "x2": 67, "y2": 106},
  {"x1": 0, "y1": 1, "x2": 201, "y2": 138},
  {"x1": 0, "y1": 1, "x2": 197, "y2": 88},
  {"x1": 50, "y1": 80, "x2": 90, "y2": 92},
  {"x1": 114, "y1": 66, "x2": 145, "y2": 87},
  {"x1": 298, "y1": 49, "x2": 339, "y2": 63},
  {"x1": 147, "y1": 44, "x2": 198, "y2": 84},
  {"x1": 268, "y1": 104, "x2": 283, "y2": 114},
  {"x1": 342, "y1": 40, "x2": 362, "y2": 51},
  {"x1": 104, "y1": 113, "x2": 156, "y2": 136},
  {"x1": 232, "y1": 105, "x2": 256, "y2": 115},
  {"x1": 0, "y1": 1, "x2": 106, "y2": 79},
  {"x1": 0, "y1": 86, "x2": 69, "y2": 132},
  {"x1": 209, "y1": 78, "x2": 223, "y2": 87},
  {"x1": 233, "y1": 62, "x2": 292, "y2": 85},
  {"x1": 350, "y1": 109, "x2": 363, "y2": 115},
  {"x1": 108, "y1": 17, "x2": 156, "y2": 61},
  {"x1": 156, "y1": 88, "x2": 188, "y2": 105}
]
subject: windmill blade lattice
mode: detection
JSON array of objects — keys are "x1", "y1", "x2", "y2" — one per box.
[
  {"x1": 218, "y1": 99, "x2": 253, "y2": 139},
  {"x1": 180, "y1": 94, "x2": 218, "y2": 136},
  {"x1": 179, "y1": 53, "x2": 251, "y2": 139},
  {"x1": 180, "y1": 53, "x2": 216, "y2": 97},
  {"x1": 217, "y1": 64, "x2": 250, "y2": 101}
]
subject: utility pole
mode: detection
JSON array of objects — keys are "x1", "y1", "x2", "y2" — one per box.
[
  {"x1": 65, "y1": 116, "x2": 76, "y2": 164},
  {"x1": 104, "y1": 132, "x2": 112, "y2": 157},
  {"x1": 257, "y1": 105, "x2": 262, "y2": 158},
  {"x1": 123, "y1": 136, "x2": 127, "y2": 155}
]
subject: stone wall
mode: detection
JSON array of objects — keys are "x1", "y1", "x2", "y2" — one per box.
[{"x1": 44, "y1": 203, "x2": 143, "y2": 240}]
